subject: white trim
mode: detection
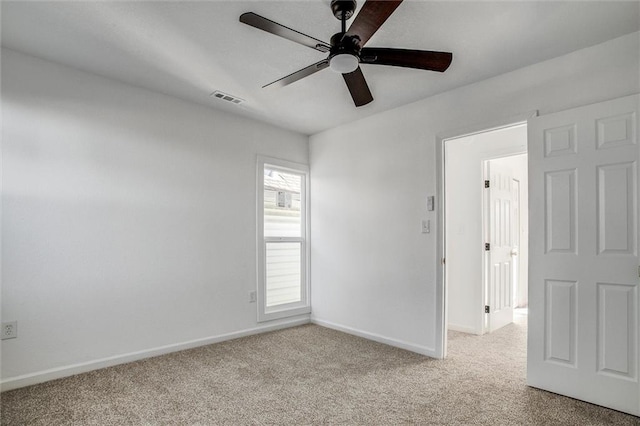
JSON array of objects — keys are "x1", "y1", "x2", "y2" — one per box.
[
  {"x1": 435, "y1": 111, "x2": 538, "y2": 143},
  {"x1": 1, "y1": 317, "x2": 310, "y2": 392},
  {"x1": 258, "y1": 156, "x2": 310, "y2": 176},
  {"x1": 435, "y1": 110, "x2": 538, "y2": 359},
  {"x1": 311, "y1": 318, "x2": 437, "y2": 358},
  {"x1": 256, "y1": 155, "x2": 311, "y2": 323},
  {"x1": 447, "y1": 323, "x2": 480, "y2": 335},
  {"x1": 262, "y1": 304, "x2": 311, "y2": 322}
]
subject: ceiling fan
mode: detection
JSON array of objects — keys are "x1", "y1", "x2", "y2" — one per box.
[{"x1": 239, "y1": 0, "x2": 452, "y2": 107}]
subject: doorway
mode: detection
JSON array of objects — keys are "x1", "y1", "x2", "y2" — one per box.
[
  {"x1": 443, "y1": 123, "x2": 528, "y2": 340},
  {"x1": 437, "y1": 95, "x2": 639, "y2": 414}
]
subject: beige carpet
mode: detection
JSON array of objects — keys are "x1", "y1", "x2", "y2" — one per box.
[{"x1": 2, "y1": 315, "x2": 639, "y2": 425}]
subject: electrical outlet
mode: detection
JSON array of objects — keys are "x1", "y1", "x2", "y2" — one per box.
[
  {"x1": 249, "y1": 291, "x2": 257, "y2": 303},
  {"x1": 1, "y1": 321, "x2": 17, "y2": 340}
]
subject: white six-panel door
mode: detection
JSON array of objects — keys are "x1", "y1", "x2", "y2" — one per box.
[
  {"x1": 486, "y1": 159, "x2": 515, "y2": 332},
  {"x1": 528, "y1": 94, "x2": 639, "y2": 415}
]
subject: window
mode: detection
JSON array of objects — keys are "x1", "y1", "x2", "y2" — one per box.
[{"x1": 257, "y1": 156, "x2": 310, "y2": 321}]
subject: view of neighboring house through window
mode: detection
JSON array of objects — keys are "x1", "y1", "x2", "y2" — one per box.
[{"x1": 257, "y1": 157, "x2": 310, "y2": 321}]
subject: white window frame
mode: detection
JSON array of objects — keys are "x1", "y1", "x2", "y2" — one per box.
[{"x1": 257, "y1": 156, "x2": 310, "y2": 322}]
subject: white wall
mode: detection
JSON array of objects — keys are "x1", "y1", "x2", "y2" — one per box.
[
  {"x1": 445, "y1": 126, "x2": 527, "y2": 335},
  {"x1": 309, "y1": 32, "x2": 640, "y2": 356},
  {"x1": 1, "y1": 49, "x2": 309, "y2": 388}
]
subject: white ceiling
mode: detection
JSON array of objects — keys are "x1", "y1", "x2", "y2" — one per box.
[{"x1": 2, "y1": 1, "x2": 639, "y2": 135}]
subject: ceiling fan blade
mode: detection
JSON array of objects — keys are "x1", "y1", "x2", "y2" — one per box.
[
  {"x1": 360, "y1": 48, "x2": 453, "y2": 72},
  {"x1": 240, "y1": 12, "x2": 331, "y2": 53},
  {"x1": 263, "y1": 60, "x2": 330, "y2": 89},
  {"x1": 346, "y1": 0, "x2": 403, "y2": 47},
  {"x1": 342, "y1": 67, "x2": 373, "y2": 107}
]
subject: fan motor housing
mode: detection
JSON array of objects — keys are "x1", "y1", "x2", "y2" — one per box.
[
  {"x1": 330, "y1": 0, "x2": 357, "y2": 20},
  {"x1": 330, "y1": 33, "x2": 361, "y2": 54}
]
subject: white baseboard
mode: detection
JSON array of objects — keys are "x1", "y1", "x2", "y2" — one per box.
[
  {"x1": 1, "y1": 317, "x2": 310, "y2": 392},
  {"x1": 311, "y1": 318, "x2": 437, "y2": 358},
  {"x1": 447, "y1": 323, "x2": 480, "y2": 334}
]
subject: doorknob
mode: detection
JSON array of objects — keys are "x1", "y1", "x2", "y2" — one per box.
[{"x1": 510, "y1": 248, "x2": 519, "y2": 256}]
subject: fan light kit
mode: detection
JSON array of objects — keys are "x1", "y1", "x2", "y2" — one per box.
[
  {"x1": 330, "y1": 53, "x2": 359, "y2": 74},
  {"x1": 240, "y1": 0, "x2": 453, "y2": 107}
]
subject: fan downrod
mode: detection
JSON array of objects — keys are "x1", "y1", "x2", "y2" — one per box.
[{"x1": 330, "y1": 0, "x2": 357, "y2": 20}]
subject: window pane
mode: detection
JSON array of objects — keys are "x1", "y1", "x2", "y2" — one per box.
[
  {"x1": 264, "y1": 168, "x2": 302, "y2": 237},
  {"x1": 265, "y1": 242, "x2": 301, "y2": 307}
]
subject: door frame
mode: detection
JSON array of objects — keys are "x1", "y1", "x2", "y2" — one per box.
[{"x1": 435, "y1": 110, "x2": 538, "y2": 359}]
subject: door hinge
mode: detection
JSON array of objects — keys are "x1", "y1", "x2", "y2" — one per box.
[
  {"x1": 485, "y1": 305, "x2": 490, "y2": 314},
  {"x1": 485, "y1": 243, "x2": 490, "y2": 251},
  {"x1": 484, "y1": 180, "x2": 490, "y2": 188},
  {"x1": 441, "y1": 258, "x2": 446, "y2": 265}
]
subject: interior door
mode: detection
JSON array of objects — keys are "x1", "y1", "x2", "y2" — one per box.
[
  {"x1": 486, "y1": 160, "x2": 515, "y2": 332},
  {"x1": 528, "y1": 94, "x2": 639, "y2": 415}
]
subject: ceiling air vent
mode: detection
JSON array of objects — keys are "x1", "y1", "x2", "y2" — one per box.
[{"x1": 210, "y1": 90, "x2": 245, "y2": 105}]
